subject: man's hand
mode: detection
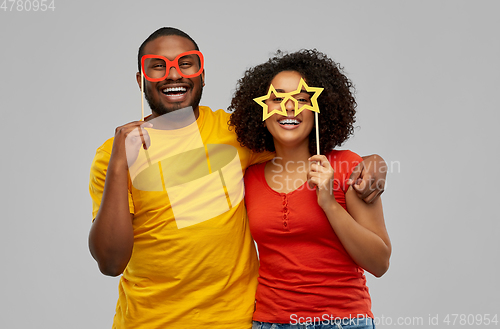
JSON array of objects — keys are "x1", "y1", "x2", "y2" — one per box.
[
  {"x1": 111, "y1": 121, "x2": 153, "y2": 170},
  {"x1": 347, "y1": 154, "x2": 387, "y2": 204}
]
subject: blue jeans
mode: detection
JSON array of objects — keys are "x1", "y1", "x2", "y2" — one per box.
[{"x1": 252, "y1": 317, "x2": 375, "y2": 329}]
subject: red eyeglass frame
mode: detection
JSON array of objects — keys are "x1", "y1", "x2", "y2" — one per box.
[{"x1": 141, "y1": 50, "x2": 204, "y2": 81}]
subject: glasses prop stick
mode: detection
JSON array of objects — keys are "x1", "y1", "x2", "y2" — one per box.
[
  {"x1": 141, "y1": 69, "x2": 145, "y2": 122},
  {"x1": 140, "y1": 68, "x2": 152, "y2": 166},
  {"x1": 253, "y1": 78, "x2": 323, "y2": 155}
]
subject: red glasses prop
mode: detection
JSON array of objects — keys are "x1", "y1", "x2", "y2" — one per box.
[{"x1": 141, "y1": 50, "x2": 204, "y2": 81}]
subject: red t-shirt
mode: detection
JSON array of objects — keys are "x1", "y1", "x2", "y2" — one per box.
[{"x1": 244, "y1": 150, "x2": 373, "y2": 323}]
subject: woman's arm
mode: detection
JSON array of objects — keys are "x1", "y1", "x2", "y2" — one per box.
[
  {"x1": 308, "y1": 155, "x2": 391, "y2": 277},
  {"x1": 323, "y1": 189, "x2": 391, "y2": 277}
]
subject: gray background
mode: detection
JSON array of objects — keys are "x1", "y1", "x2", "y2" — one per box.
[{"x1": 1, "y1": 1, "x2": 499, "y2": 328}]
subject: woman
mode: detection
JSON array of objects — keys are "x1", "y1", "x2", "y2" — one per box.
[{"x1": 229, "y1": 50, "x2": 391, "y2": 329}]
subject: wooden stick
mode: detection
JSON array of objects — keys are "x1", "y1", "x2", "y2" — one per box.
[
  {"x1": 140, "y1": 69, "x2": 151, "y2": 166},
  {"x1": 315, "y1": 112, "x2": 320, "y2": 155},
  {"x1": 141, "y1": 69, "x2": 145, "y2": 121}
]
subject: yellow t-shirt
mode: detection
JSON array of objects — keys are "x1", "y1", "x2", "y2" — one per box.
[{"x1": 89, "y1": 106, "x2": 272, "y2": 328}]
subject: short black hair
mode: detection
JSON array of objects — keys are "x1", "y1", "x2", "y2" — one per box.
[
  {"x1": 137, "y1": 27, "x2": 199, "y2": 73},
  {"x1": 228, "y1": 49, "x2": 357, "y2": 155}
]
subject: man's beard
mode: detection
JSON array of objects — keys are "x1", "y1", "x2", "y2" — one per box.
[{"x1": 144, "y1": 82, "x2": 203, "y2": 116}]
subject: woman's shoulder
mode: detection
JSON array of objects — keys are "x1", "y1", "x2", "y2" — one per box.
[
  {"x1": 244, "y1": 162, "x2": 269, "y2": 195},
  {"x1": 326, "y1": 149, "x2": 363, "y2": 178},
  {"x1": 326, "y1": 149, "x2": 362, "y2": 163},
  {"x1": 245, "y1": 161, "x2": 267, "y2": 178}
]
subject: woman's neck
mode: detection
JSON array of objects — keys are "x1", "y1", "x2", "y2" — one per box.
[
  {"x1": 264, "y1": 140, "x2": 311, "y2": 194},
  {"x1": 272, "y1": 141, "x2": 311, "y2": 171}
]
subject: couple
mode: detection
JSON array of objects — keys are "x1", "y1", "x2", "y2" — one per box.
[{"x1": 88, "y1": 27, "x2": 391, "y2": 329}]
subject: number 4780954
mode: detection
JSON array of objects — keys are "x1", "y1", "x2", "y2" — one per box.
[{"x1": 1, "y1": 0, "x2": 56, "y2": 11}]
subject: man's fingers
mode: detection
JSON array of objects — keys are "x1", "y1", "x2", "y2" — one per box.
[
  {"x1": 137, "y1": 127, "x2": 151, "y2": 150},
  {"x1": 116, "y1": 121, "x2": 152, "y2": 135},
  {"x1": 348, "y1": 162, "x2": 364, "y2": 186},
  {"x1": 352, "y1": 175, "x2": 375, "y2": 199},
  {"x1": 124, "y1": 127, "x2": 152, "y2": 153},
  {"x1": 376, "y1": 177, "x2": 386, "y2": 193},
  {"x1": 352, "y1": 177, "x2": 385, "y2": 203},
  {"x1": 127, "y1": 128, "x2": 150, "y2": 141},
  {"x1": 362, "y1": 189, "x2": 383, "y2": 204}
]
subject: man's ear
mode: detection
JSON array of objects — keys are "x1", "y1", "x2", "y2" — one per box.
[
  {"x1": 201, "y1": 70, "x2": 205, "y2": 87},
  {"x1": 136, "y1": 72, "x2": 143, "y2": 91}
]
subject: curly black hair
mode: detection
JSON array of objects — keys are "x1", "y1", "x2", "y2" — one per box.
[{"x1": 228, "y1": 49, "x2": 357, "y2": 155}]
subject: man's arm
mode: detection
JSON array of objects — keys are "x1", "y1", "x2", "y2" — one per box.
[
  {"x1": 88, "y1": 121, "x2": 151, "y2": 276},
  {"x1": 347, "y1": 154, "x2": 387, "y2": 204}
]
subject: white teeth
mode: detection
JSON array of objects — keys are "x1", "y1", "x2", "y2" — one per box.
[
  {"x1": 163, "y1": 87, "x2": 187, "y2": 93},
  {"x1": 279, "y1": 118, "x2": 300, "y2": 125}
]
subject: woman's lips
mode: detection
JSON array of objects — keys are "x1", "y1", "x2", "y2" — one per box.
[{"x1": 278, "y1": 117, "x2": 301, "y2": 129}]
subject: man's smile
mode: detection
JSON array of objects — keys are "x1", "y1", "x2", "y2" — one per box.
[{"x1": 159, "y1": 83, "x2": 190, "y2": 102}]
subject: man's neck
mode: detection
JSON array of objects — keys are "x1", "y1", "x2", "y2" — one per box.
[{"x1": 147, "y1": 106, "x2": 199, "y2": 130}]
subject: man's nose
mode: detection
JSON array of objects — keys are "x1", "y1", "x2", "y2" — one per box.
[{"x1": 166, "y1": 66, "x2": 182, "y2": 80}]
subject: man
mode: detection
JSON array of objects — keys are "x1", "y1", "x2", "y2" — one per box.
[{"x1": 89, "y1": 27, "x2": 387, "y2": 328}]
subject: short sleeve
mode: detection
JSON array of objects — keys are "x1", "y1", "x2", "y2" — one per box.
[
  {"x1": 89, "y1": 140, "x2": 134, "y2": 220},
  {"x1": 327, "y1": 150, "x2": 363, "y2": 194}
]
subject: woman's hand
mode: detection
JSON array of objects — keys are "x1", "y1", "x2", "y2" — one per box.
[{"x1": 307, "y1": 154, "x2": 337, "y2": 209}]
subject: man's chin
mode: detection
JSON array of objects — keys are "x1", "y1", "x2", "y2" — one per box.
[
  {"x1": 154, "y1": 105, "x2": 183, "y2": 115},
  {"x1": 149, "y1": 101, "x2": 190, "y2": 116},
  {"x1": 145, "y1": 91, "x2": 202, "y2": 117}
]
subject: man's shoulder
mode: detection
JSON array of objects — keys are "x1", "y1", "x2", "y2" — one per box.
[
  {"x1": 95, "y1": 137, "x2": 114, "y2": 156},
  {"x1": 90, "y1": 137, "x2": 114, "y2": 172},
  {"x1": 200, "y1": 105, "x2": 231, "y2": 122},
  {"x1": 89, "y1": 137, "x2": 114, "y2": 185},
  {"x1": 199, "y1": 105, "x2": 235, "y2": 138}
]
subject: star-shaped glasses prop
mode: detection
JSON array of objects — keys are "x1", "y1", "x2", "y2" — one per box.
[{"x1": 253, "y1": 78, "x2": 324, "y2": 121}]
